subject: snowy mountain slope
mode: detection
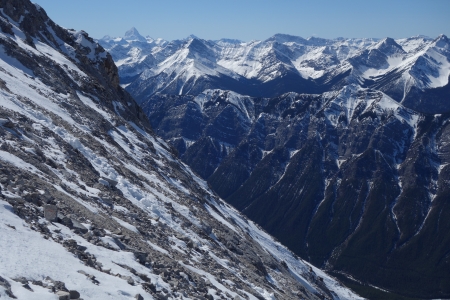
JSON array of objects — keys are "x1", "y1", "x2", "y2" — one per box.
[
  {"x1": 349, "y1": 35, "x2": 450, "y2": 104},
  {"x1": 100, "y1": 30, "x2": 450, "y2": 114},
  {"x1": 0, "y1": 1, "x2": 363, "y2": 299},
  {"x1": 100, "y1": 28, "x2": 168, "y2": 82},
  {"x1": 140, "y1": 86, "x2": 450, "y2": 299},
  {"x1": 132, "y1": 37, "x2": 247, "y2": 97}
]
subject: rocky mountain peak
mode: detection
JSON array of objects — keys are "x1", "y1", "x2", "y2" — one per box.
[
  {"x1": 373, "y1": 37, "x2": 405, "y2": 55},
  {"x1": 267, "y1": 33, "x2": 308, "y2": 45},
  {"x1": 306, "y1": 36, "x2": 332, "y2": 46},
  {"x1": 124, "y1": 27, "x2": 146, "y2": 42},
  {"x1": 433, "y1": 33, "x2": 450, "y2": 48},
  {"x1": 185, "y1": 37, "x2": 209, "y2": 51}
]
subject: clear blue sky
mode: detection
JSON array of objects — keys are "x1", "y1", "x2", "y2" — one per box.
[{"x1": 33, "y1": 0, "x2": 449, "y2": 41}]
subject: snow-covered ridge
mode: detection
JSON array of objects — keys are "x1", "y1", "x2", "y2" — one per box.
[
  {"x1": 323, "y1": 85, "x2": 419, "y2": 129},
  {"x1": 100, "y1": 29, "x2": 450, "y2": 101}
]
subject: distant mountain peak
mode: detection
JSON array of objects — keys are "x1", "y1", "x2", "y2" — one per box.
[
  {"x1": 187, "y1": 34, "x2": 199, "y2": 40},
  {"x1": 215, "y1": 38, "x2": 243, "y2": 44},
  {"x1": 435, "y1": 33, "x2": 449, "y2": 42},
  {"x1": 431, "y1": 34, "x2": 449, "y2": 48},
  {"x1": 382, "y1": 37, "x2": 397, "y2": 44},
  {"x1": 267, "y1": 33, "x2": 307, "y2": 44},
  {"x1": 371, "y1": 37, "x2": 405, "y2": 55},
  {"x1": 124, "y1": 27, "x2": 146, "y2": 41}
]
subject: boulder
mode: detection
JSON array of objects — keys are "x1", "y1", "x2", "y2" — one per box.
[
  {"x1": 99, "y1": 177, "x2": 118, "y2": 187},
  {"x1": 44, "y1": 204, "x2": 58, "y2": 221},
  {"x1": 156, "y1": 294, "x2": 169, "y2": 300},
  {"x1": 126, "y1": 276, "x2": 135, "y2": 285},
  {"x1": 142, "y1": 282, "x2": 156, "y2": 293},
  {"x1": 61, "y1": 216, "x2": 73, "y2": 228},
  {"x1": 69, "y1": 290, "x2": 81, "y2": 299},
  {"x1": 71, "y1": 219, "x2": 88, "y2": 234},
  {"x1": 24, "y1": 193, "x2": 42, "y2": 206},
  {"x1": 201, "y1": 222, "x2": 212, "y2": 234},
  {"x1": 93, "y1": 183, "x2": 104, "y2": 189},
  {"x1": 0, "y1": 118, "x2": 14, "y2": 128},
  {"x1": 56, "y1": 290, "x2": 70, "y2": 300},
  {"x1": 54, "y1": 280, "x2": 68, "y2": 292},
  {"x1": 0, "y1": 175, "x2": 9, "y2": 184},
  {"x1": 135, "y1": 294, "x2": 144, "y2": 300},
  {"x1": 133, "y1": 251, "x2": 148, "y2": 264},
  {"x1": 104, "y1": 177, "x2": 118, "y2": 187}
]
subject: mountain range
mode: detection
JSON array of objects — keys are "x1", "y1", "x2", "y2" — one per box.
[
  {"x1": 100, "y1": 28, "x2": 450, "y2": 299},
  {"x1": 99, "y1": 28, "x2": 450, "y2": 114}
]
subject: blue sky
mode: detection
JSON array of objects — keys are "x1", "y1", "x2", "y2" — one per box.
[{"x1": 33, "y1": 0, "x2": 449, "y2": 41}]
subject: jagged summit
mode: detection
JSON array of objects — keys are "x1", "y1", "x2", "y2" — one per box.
[
  {"x1": 433, "y1": 33, "x2": 450, "y2": 46},
  {"x1": 376, "y1": 37, "x2": 406, "y2": 54},
  {"x1": 187, "y1": 34, "x2": 199, "y2": 40},
  {"x1": 123, "y1": 27, "x2": 147, "y2": 42}
]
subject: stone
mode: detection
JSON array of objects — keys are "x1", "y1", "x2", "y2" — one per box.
[
  {"x1": 0, "y1": 118, "x2": 14, "y2": 128},
  {"x1": 135, "y1": 294, "x2": 144, "y2": 300},
  {"x1": 104, "y1": 178, "x2": 118, "y2": 187},
  {"x1": 71, "y1": 219, "x2": 88, "y2": 234},
  {"x1": 44, "y1": 204, "x2": 58, "y2": 221},
  {"x1": 58, "y1": 213, "x2": 73, "y2": 228},
  {"x1": 142, "y1": 282, "x2": 156, "y2": 293},
  {"x1": 54, "y1": 280, "x2": 68, "y2": 292},
  {"x1": 201, "y1": 222, "x2": 212, "y2": 234},
  {"x1": 69, "y1": 290, "x2": 81, "y2": 299},
  {"x1": 24, "y1": 192, "x2": 42, "y2": 206},
  {"x1": 56, "y1": 290, "x2": 70, "y2": 300},
  {"x1": 0, "y1": 175, "x2": 9, "y2": 184},
  {"x1": 156, "y1": 294, "x2": 168, "y2": 300},
  {"x1": 32, "y1": 280, "x2": 43, "y2": 286},
  {"x1": 133, "y1": 251, "x2": 147, "y2": 264},
  {"x1": 93, "y1": 183, "x2": 104, "y2": 189}
]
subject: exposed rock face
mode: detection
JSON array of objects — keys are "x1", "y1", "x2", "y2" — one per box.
[
  {"x1": 0, "y1": 1, "x2": 360, "y2": 299},
  {"x1": 140, "y1": 87, "x2": 450, "y2": 298}
]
